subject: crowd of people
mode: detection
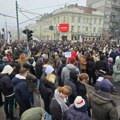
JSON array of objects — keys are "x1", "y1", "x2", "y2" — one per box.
[{"x1": 0, "y1": 39, "x2": 119, "y2": 120}]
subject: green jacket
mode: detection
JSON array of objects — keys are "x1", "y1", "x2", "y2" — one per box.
[{"x1": 26, "y1": 72, "x2": 37, "y2": 92}]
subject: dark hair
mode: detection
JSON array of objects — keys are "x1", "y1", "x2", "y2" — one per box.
[
  {"x1": 61, "y1": 58, "x2": 66, "y2": 64},
  {"x1": 69, "y1": 58, "x2": 75, "y2": 64},
  {"x1": 19, "y1": 67, "x2": 28, "y2": 74},
  {"x1": 23, "y1": 63, "x2": 30, "y2": 70}
]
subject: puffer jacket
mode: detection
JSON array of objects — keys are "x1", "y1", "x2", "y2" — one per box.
[
  {"x1": 0, "y1": 73, "x2": 14, "y2": 97},
  {"x1": 62, "y1": 106, "x2": 91, "y2": 120},
  {"x1": 89, "y1": 90, "x2": 118, "y2": 120}
]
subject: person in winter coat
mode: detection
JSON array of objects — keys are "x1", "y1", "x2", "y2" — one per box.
[
  {"x1": 77, "y1": 73, "x2": 91, "y2": 117},
  {"x1": 86, "y1": 57, "x2": 96, "y2": 85},
  {"x1": 12, "y1": 68, "x2": 31, "y2": 117},
  {"x1": 80, "y1": 54, "x2": 87, "y2": 73},
  {"x1": 40, "y1": 73, "x2": 56, "y2": 120},
  {"x1": 113, "y1": 58, "x2": 120, "y2": 83},
  {"x1": 62, "y1": 96, "x2": 91, "y2": 120},
  {"x1": 57, "y1": 58, "x2": 66, "y2": 86},
  {"x1": 61, "y1": 58, "x2": 79, "y2": 85},
  {"x1": 21, "y1": 107, "x2": 45, "y2": 120},
  {"x1": 107, "y1": 57, "x2": 113, "y2": 75},
  {"x1": 67, "y1": 69, "x2": 79, "y2": 104},
  {"x1": 96, "y1": 55, "x2": 109, "y2": 74},
  {"x1": 0, "y1": 65, "x2": 16, "y2": 120},
  {"x1": 50, "y1": 86, "x2": 72, "y2": 120},
  {"x1": 23, "y1": 63, "x2": 37, "y2": 106},
  {"x1": 35, "y1": 58, "x2": 43, "y2": 79},
  {"x1": 89, "y1": 80, "x2": 118, "y2": 120}
]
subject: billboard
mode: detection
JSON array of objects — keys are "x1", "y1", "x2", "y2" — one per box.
[{"x1": 59, "y1": 24, "x2": 69, "y2": 32}]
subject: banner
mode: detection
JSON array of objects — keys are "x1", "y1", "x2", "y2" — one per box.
[{"x1": 59, "y1": 24, "x2": 69, "y2": 32}]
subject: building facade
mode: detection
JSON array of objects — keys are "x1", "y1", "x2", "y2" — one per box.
[
  {"x1": 87, "y1": 0, "x2": 120, "y2": 40},
  {"x1": 36, "y1": 4, "x2": 104, "y2": 40}
]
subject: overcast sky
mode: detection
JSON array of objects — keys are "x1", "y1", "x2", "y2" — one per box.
[{"x1": 0, "y1": 0, "x2": 86, "y2": 30}]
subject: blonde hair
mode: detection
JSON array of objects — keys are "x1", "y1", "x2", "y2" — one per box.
[{"x1": 58, "y1": 86, "x2": 72, "y2": 96}]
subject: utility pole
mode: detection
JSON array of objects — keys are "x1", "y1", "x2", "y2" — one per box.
[
  {"x1": 5, "y1": 16, "x2": 8, "y2": 42},
  {"x1": 16, "y1": 0, "x2": 20, "y2": 41}
]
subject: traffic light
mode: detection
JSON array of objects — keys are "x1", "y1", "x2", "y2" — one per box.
[
  {"x1": 23, "y1": 29, "x2": 33, "y2": 41},
  {"x1": 49, "y1": 26, "x2": 54, "y2": 30},
  {"x1": 27, "y1": 30, "x2": 33, "y2": 41}
]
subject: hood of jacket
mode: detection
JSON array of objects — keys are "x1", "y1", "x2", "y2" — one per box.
[
  {"x1": 12, "y1": 74, "x2": 26, "y2": 87},
  {"x1": 0, "y1": 73, "x2": 8, "y2": 79},
  {"x1": 91, "y1": 90, "x2": 113, "y2": 105},
  {"x1": 115, "y1": 58, "x2": 120, "y2": 66},
  {"x1": 66, "y1": 64, "x2": 77, "y2": 70}
]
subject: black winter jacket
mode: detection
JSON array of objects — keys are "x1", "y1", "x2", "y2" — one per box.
[
  {"x1": 0, "y1": 73, "x2": 14, "y2": 97},
  {"x1": 40, "y1": 80, "x2": 55, "y2": 114},
  {"x1": 62, "y1": 106, "x2": 92, "y2": 120},
  {"x1": 50, "y1": 98, "x2": 62, "y2": 120}
]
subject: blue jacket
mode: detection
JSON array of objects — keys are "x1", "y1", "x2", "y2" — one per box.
[
  {"x1": 62, "y1": 106, "x2": 92, "y2": 120},
  {"x1": 12, "y1": 74, "x2": 30, "y2": 105}
]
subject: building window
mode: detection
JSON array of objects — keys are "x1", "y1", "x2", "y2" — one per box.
[
  {"x1": 99, "y1": 19, "x2": 102, "y2": 25},
  {"x1": 78, "y1": 26, "x2": 80, "y2": 32},
  {"x1": 93, "y1": 27, "x2": 96, "y2": 32},
  {"x1": 71, "y1": 16, "x2": 74, "y2": 23},
  {"x1": 86, "y1": 18, "x2": 89, "y2": 23},
  {"x1": 86, "y1": 27, "x2": 88, "y2": 31},
  {"x1": 63, "y1": 16, "x2": 66, "y2": 22},
  {"x1": 78, "y1": 17, "x2": 81, "y2": 23},
  {"x1": 58, "y1": 17, "x2": 59, "y2": 23},
  {"x1": 94, "y1": 18, "x2": 96, "y2": 24},
  {"x1": 71, "y1": 26, "x2": 74, "y2": 32}
]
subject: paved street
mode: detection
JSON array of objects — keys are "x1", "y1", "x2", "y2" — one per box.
[
  {"x1": 0, "y1": 93, "x2": 44, "y2": 120},
  {"x1": 0, "y1": 106, "x2": 6, "y2": 120}
]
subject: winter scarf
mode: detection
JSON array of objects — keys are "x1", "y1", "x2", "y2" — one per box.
[{"x1": 54, "y1": 89, "x2": 69, "y2": 113}]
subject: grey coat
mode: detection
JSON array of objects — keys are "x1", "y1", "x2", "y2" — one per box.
[{"x1": 61, "y1": 64, "x2": 79, "y2": 84}]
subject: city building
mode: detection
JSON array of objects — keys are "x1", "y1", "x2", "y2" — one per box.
[
  {"x1": 36, "y1": 4, "x2": 104, "y2": 40},
  {"x1": 87, "y1": 0, "x2": 120, "y2": 40}
]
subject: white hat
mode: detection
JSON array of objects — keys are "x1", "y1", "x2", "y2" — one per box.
[
  {"x1": 1, "y1": 65, "x2": 13, "y2": 75},
  {"x1": 74, "y1": 96, "x2": 85, "y2": 108},
  {"x1": 45, "y1": 65, "x2": 54, "y2": 75}
]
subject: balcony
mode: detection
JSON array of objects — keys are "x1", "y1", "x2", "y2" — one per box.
[
  {"x1": 112, "y1": 4, "x2": 120, "y2": 9},
  {"x1": 110, "y1": 18, "x2": 119, "y2": 23}
]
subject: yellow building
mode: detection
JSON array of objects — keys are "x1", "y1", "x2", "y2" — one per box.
[{"x1": 36, "y1": 4, "x2": 104, "y2": 40}]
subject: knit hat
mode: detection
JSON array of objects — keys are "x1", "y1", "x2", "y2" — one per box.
[
  {"x1": 45, "y1": 65, "x2": 54, "y2": 75},
  {"x1": 1, "y1": 65, "x2": 13, "y2": 75},
  {"x1": 74, "y1": 96, "x2": 85, "y2": 108},
  {"x1": 21, "y1": 107, "x2": 44, "y2": 120},
  {"x1": 100, "y1": 79, "x2": 115, "y2": 93}
]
